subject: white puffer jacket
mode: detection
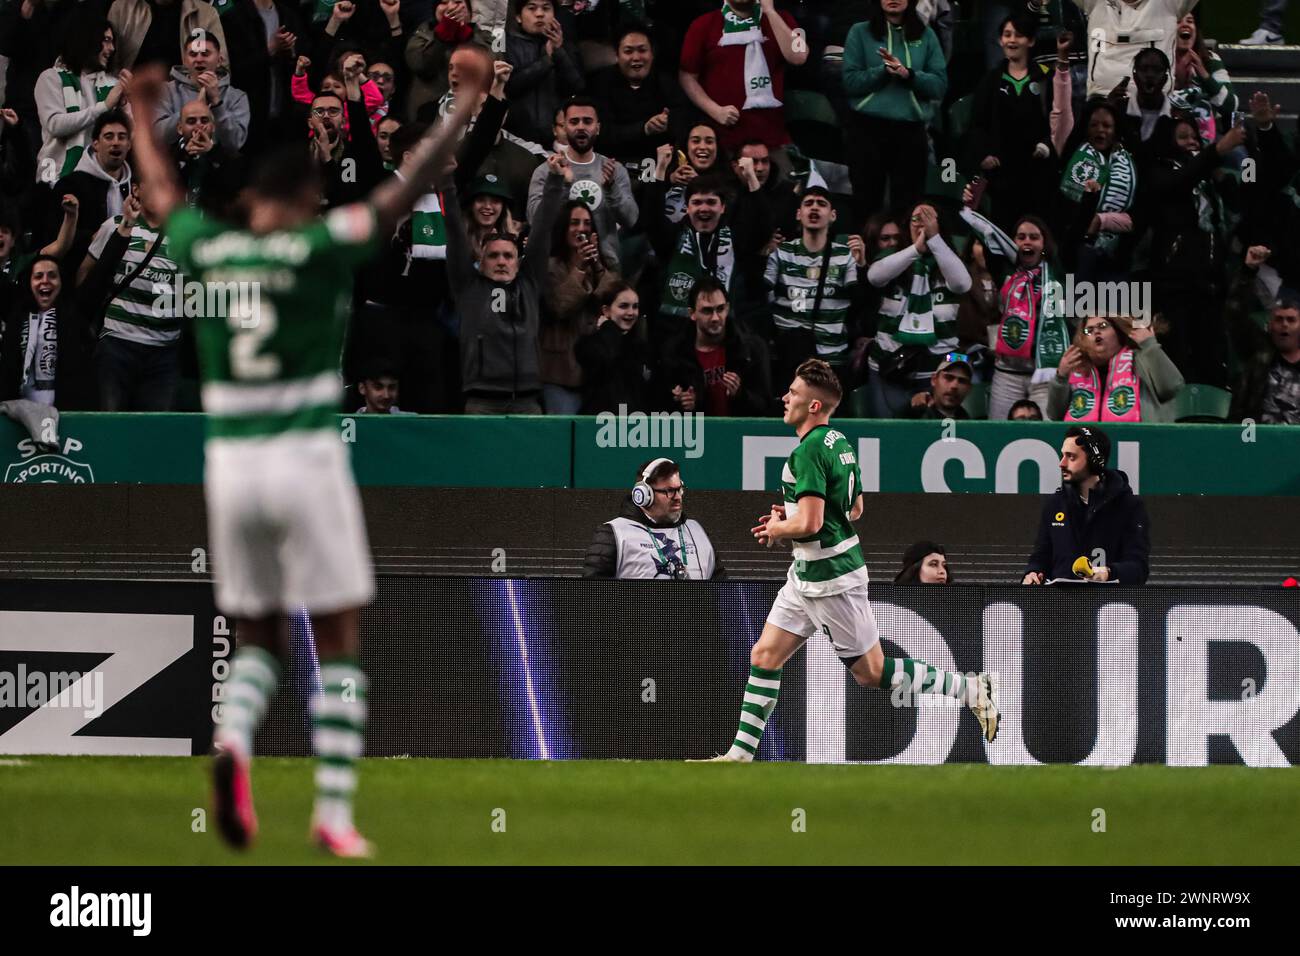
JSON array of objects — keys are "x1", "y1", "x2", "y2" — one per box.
[{"x1": 1074, "y1": 0, "x2": 1199, "y2": 98}]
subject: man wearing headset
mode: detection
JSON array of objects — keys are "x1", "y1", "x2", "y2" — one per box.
[
  {"x1": 1023, "y1": 425, "x2": 1151, "y2": 584},
  {"x1": 581, "y1": 458, "x2": 724, "y2": 580}
]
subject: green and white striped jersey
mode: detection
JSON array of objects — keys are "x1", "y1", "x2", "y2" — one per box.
[
  {"x1": 765, "y1": 236, "x2": 858, "y2": 365},
  {"x1": 166, "y1": 205, "x2": 378, "y2": 443},
  {"x1": 781, "y1": 424, "x2": 868, "y2": 596},
  {"x1": 87, "y1": 217, "x2": 180, "y2": 344}
]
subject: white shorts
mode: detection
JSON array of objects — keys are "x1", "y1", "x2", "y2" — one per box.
[
  {"x1": 204, "y1": 431, "x2": 374, "y2": 618},
  {"x1": 766, "y1": 574, "x2": 880, "y2": 659}
]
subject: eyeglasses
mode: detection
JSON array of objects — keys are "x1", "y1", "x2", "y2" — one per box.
[
  {"x1": 311, "y1": 107, "x2": 343, "y2": 118},
  {"x1": 653, "y1": 485, "x2": 684, "y2": 499},
  {"x1": 1082, "y1": 321, "x2": 1111, "y2": 334}
]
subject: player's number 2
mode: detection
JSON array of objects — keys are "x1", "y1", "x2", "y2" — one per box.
[{"x1": 228, "y1": 302, "x2": 280, "y2": 380}]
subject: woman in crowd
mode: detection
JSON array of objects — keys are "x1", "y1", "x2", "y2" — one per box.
[
  {"x1": 575, "y1": 283, "x2": 654, "y2": 414},
  {"x1": 406, "y1": 0, "x2": 494, "y2": 122},
  {"x1": 542, "y1": 199, "x2": 623, "y2": 414},
  {"x1": 0, "y1": 256, "x2": 95, "y2": 409},
  {"x1": 663, "y1": 122, "x2": 725, "y2": 224},
  {"x1": 961, "y1": 198, "x2": 1072, "y2": 421},
  {"x1": 968, "y1": 20, "x2": 1074, "y2": 232},
  {"x1": 865, "y1": 202, "x2": 971, "y2": 416},
  {"x1": 1055, "y1": 98, "x2": 1137, "y2": 285},
  {"x1": 462, "y1": 174, "x2": 521, "y2": 265},
  {"x1": 842, "y1": 0, "x2": 947, "y2": 226},
  {"x1": 894, "y1": 540, "x2": 951, "y2": 584},
  {"x1": 1048, "y1": 314, "x2": 1184, "y2": 423},
  {"x1": 1147, "y1": 117, "x2": 1245, "y2": 387},
  {"x1": 1170, "y1": 10, "x2": 1239, "y2": 147}
]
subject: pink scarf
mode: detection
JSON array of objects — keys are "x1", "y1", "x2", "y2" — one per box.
[{"x1": 1067, "y1": 347, "x2": 1142, "y2": 422}]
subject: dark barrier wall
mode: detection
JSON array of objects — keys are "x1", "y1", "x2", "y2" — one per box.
[
  {"x1": 2, "y1": 487, "x2": 1298, "y2": 586},
  {"x1": 5, "y1": 577, "x2": 1293, "y2": 766}
]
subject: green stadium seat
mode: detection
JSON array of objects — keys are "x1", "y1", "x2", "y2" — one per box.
[
  {"x1": 1173, "y1": 384, "x2": 1233, "y2": 423},
  {"x1": 785, "y1": 89, "x2": 839, "y2": 127},
  {"x1": 847, "y1": 384, "x2": 873, "y2": 419},
  {"x1": 943, "y1": 93, "x2": 975, "y2": 155},
  {"x1": 785, "y1": 90, "x2": 845, "y2": 164},
  {"x1": 962, "y1": 381, "x2": 990, "y2": 420},
  {"x1": 924, "y1": 162, "x2": 967, "y2": 207}
]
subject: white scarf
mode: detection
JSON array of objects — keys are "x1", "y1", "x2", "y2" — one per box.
[
  {"x1": 718, "y1": 3, "x2": 782, "y2": 111},
  {"x1": 21, "y1": 310, "x2": 57, "y2": 405}
]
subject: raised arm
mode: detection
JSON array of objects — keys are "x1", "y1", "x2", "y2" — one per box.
[
  {"x1": 126, "y1": 67, "x2": 186, "y2": 220},
  {"x1": 367, "y1": 77, "x2": 481, "y2": 237}
]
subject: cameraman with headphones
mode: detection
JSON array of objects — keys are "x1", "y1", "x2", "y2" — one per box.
[
  {"x1": 1022, "y1": 425, "x2": 1151, "y2": 585},
  {"x1": 582, "y1": 458, "x2": 725, "y2": 580}
]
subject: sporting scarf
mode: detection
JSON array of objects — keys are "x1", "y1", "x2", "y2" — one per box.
[
  {"x1": 410, "y1": 192, "x2": 448, "y2": 260},
  {"x1": 998, "y1": 260, "x2": 1069, "y2": 371},
  {"x1": 19, "y1": 309, "x2": 57, "y2": 402},
  {"x1": 718, "y1": 3, "x2": 781, "y2": 111},
  {"x1": 1060, "y1": 142, "x2": 1137, "y2": 256},
  {"x1": 57, "y1": 69, "x2": 115, "y2": 177},
  {"x1": 960, "y1": 207, "x2": 1070, "y2": 376},
  {"x1": 312, "y1": 0, "x2": 335, "y2": 25},
  {"x1": 1168, "y1": 86, "x2": 1218, "y2": 146},
  {"x1": 890, "y1": 253, "x2": 948, "y2": 345},
  {"x1": 661, "y1": 226, "x2": 734, "y2": 318},
  {"x1": 1067, "y1": 346, "x2": 1142, "y2": 422}
]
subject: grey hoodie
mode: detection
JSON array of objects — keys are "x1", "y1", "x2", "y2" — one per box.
[{"x1": 154, "y1": 65, "x2": 250, "y2": 152}]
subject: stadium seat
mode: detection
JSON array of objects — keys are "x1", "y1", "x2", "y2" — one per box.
[
  {"x1": 785, "y1": 89, "x2": 846, "y2": 164},
  {"x1": 847, "y1": 384, "x2": 873, "y2": 419},
  {"x1": 942, "y1": 94, "x2": 975, "y2": 158},
  {"x1": 1173, "y1": 384, "x2": 1233, "y2": 423},
  {"x1": 962, "y1": 381, "x2": 990, "y2": 420},
  {"x1": 924, "y1": 162, "x2": 967, "y2": 207}
]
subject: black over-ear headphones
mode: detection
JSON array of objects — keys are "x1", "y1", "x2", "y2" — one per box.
[{"x1": 1077, "y1": 426, "x2": 1107, "y2": 475}]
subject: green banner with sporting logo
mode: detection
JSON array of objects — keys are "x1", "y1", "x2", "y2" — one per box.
[{"x1": 0, "y1": 414, "x2": 1296, "y2": 495}]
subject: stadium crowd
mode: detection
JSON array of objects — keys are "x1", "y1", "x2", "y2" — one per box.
[{"x1": 1, "y1": 0, "x2": 1298, "y2": 424}]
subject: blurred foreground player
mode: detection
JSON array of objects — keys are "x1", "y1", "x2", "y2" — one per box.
[
  {"x1": 694, "y1": 359, "x2": 1000, "y2": 761},
  {"x1": 129, "y1": 58, "x2": 484, "y2": 856}
]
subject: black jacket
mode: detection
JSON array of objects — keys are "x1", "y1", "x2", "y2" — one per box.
[
  {"x1": 1024, "y1": 468, "x2": 1150, "y2": 584},
  {"x1": 589, "y1": 64, "x2": 687, "y2": 164},
  {"x1": 223, "y1": 0, "x2": 305, "y2": 155},
  {"x1": 658, "y1": 322, "x2": 774, "y2": 417},
  {"x1": 0, "y1": 293, "x2": 97, "y2": 410},
  {"x1": 574, "y1": 321, "x2": 655, "y2": 414},
  {"x1": 503, "y1": 28, "x2": 584, "y2": 147},
  {"x1": 582, "y1": 496, "x2": 726, "y2": 579}
]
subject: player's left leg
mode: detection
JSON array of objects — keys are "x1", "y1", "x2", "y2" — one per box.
[
  {"x1": 212, "y1": 614, "x2": 289, "y2": 850},
  {"x1": 307, "y1": 608, "x2": 373, "y2": 858},
  {"x1": 834, "y1": 597, "x2": 1000, "y2": 742}
]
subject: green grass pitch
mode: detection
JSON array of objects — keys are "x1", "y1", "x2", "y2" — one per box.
[{"x1": 2, "y1": 757, "x2": 1297, "y2": 865}]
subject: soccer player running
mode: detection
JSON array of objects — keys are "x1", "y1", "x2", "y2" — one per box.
[
  {"x1": 127, "y1": 57, "x2": 485, "y2": 856},
  {"x1": 700, "y1": 359, "x2": 999, "y2": 762}
]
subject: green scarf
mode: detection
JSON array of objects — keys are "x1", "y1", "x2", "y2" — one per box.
[
  {"x1": 57, "y1": 69, "x2": 114, "y2": 177},
  {"x1": 410, "y1": 192, "x2": 448, "y2": 260},
  {"x1": 660, "y1": 226, "x2": 734, "y2": 318},
  {"x1": 313, "y1": 0, "x2": 336, "y2": 25},
  {"x1": 1060, "y1": 142, "x2": 1136, "y2": 256}
]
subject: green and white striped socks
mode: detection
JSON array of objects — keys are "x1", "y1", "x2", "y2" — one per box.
[
  {"x1": 311, "y1": 660, "x2": 368, "y2": 832},
  {"x1": 726, "y1": 665, "x2": 782, "y2": 761},
  {"x1": 216, "y1": 645, "x2": 280, "y2": 758},
  {"x1": 880, "y1": 658, "x2": 978, "y2": 705}
]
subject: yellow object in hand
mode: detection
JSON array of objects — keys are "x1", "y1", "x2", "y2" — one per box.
[
  {"x1": 676, "y1": 150, "x2": 688, "y2": 167},
  {"x1": 1072, "y1": 556, "x2": 1094, "y2": 578}
]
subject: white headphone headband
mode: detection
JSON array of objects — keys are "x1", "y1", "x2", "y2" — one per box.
[{"x1": 642, "y1": 457, "x2": 674, "y2": 481}]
